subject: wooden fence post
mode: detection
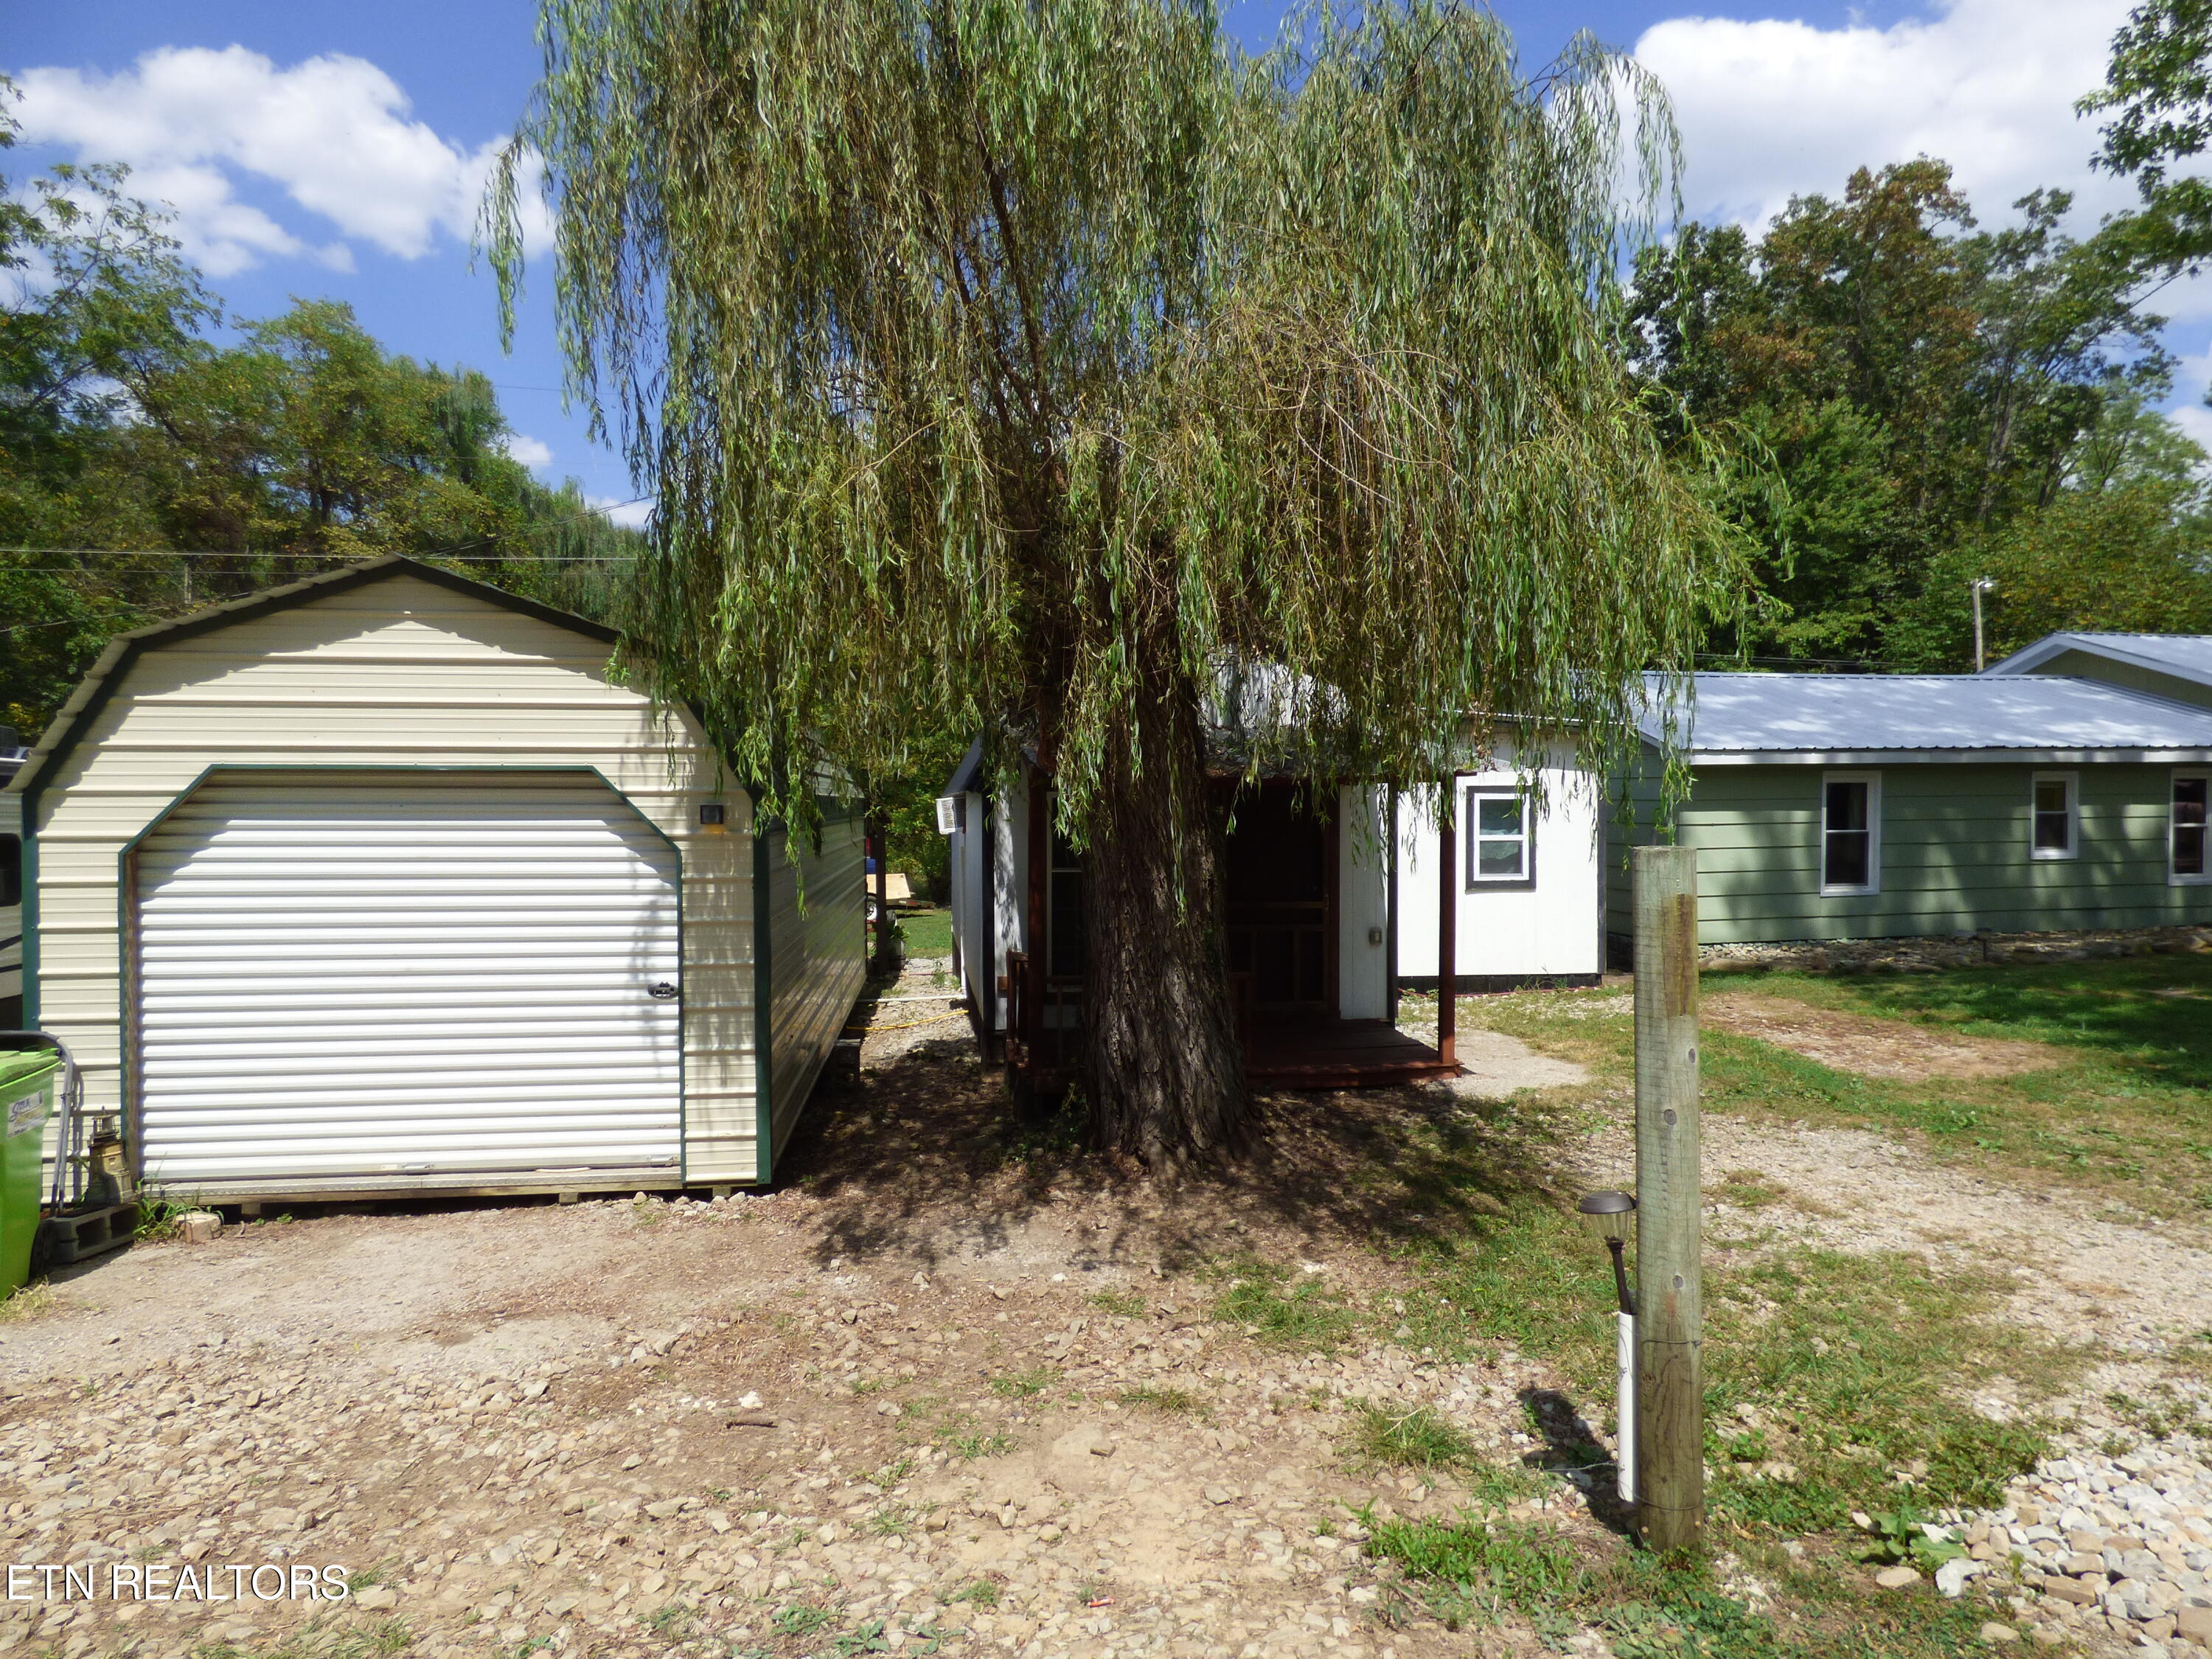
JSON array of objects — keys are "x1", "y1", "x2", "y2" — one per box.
[{"x1": 1633, "y1": 844, "x2": 1703, "y2": 1552}]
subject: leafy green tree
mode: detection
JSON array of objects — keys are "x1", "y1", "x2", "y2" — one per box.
[
  {"x1": 494, "y1": 0, "x2": 1737, "y2": 1159},
  {"x1": 1893, "y1": 477, "x2": 2212, "y2": 667},
  {"x1": 1629, "y1": 161, "x2": 2168, "y2": 664},
  {"x1": 2081, "y1": 0, "x2": 2212, "y2": 271},
  {"x1": 0, "y1": 77, "x2": 643, "y2": 736}
]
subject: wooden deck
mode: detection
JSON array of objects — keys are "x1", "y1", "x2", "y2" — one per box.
[{"x1": 1244, "y1": 1017, "x2": 1458, "y2": 1088}]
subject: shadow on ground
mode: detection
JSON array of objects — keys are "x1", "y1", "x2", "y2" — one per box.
[{"x1": 773, "y1": 1031, "x2": 1579, "y2": 1279}]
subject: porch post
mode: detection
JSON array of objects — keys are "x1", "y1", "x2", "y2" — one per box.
[
  {"x1": 1437, "y1": 778, "x2": 1456, "y2": 1067},
  {"x1": 1026, "y1": 759, "x2": 1051, "y2": 1061},
  {"x1": 1385, "y1": 786, "x2": 1400, "y2": 1026}
]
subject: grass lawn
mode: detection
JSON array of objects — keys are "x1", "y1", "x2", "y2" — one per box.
[
  {"x1": 1219, "y1": 1116, "x2": 2079, "y2": 1657},
  {"x1": 1448, "y1": 952, "x2": 2212, "y2": 1216},
  {"x1": 893, "y1": 905, "x2": 953, "y2": 959},
  {"x1": 1334, "y1": 956, "x2": 2212, "y2": 1653}
]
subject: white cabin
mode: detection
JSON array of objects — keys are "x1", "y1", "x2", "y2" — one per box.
[{"x1": 940, "y1": 743, "x2": 1600, "y2": 1087}]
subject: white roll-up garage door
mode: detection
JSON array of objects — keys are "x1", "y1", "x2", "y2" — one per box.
[{"x1": 133, "y1": 770, "x2": 682, "y2": 1193}]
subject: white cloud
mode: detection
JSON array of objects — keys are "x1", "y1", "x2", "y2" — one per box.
[
  {"x1": 589, "y1": 495, "x2": 655, "y2": 531},
  {"x1": 1636, "y1": 0, "x2": 2135, "y2": 234},
  {"x1": 13, "y1": 46, "x2": 552, "y2": 274},
  {"x1": 500, "y1": 433, "x2": 554, "y2": 470}
]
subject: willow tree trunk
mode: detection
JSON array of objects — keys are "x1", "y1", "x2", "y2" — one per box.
[{"x1": 1079, "y1": 646, "x2": 1248, "y2": 1162}]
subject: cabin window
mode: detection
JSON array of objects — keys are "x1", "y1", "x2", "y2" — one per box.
[
  {"x1": 1464, "y1": 787, "x2": 1532, "y2": 885},
  {"x1": 2176, "y1": 772, "x2": 2211, "y2": 883},
  {"x1": 2031, "y1": 772, "x2": 2078, "y2": 860},
  {"x1": 1820, "y1": 772, "x2": 1879, "y2": 895},
  {"x1": 0, "y1": 834, "x2": 18, "y2": 907}
]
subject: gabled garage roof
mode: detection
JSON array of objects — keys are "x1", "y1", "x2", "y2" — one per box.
[
  {"x1": 1986, "y1": 631, "x2": 2212, "y2": 689},
  {"x1": 1638, "y1": 671, "x2": 2212, "y2": 765},
  {"x1": 5, "y1": 556, "x2": 616, "y2": 809}
]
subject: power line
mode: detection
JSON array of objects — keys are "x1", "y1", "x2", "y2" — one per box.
[
  {"x1": 0, "y1": 493, "x2": 656, "y2": 566},
  {"x1": 0, "y1": 617, "x2": 88, "y2": 637},
  {"x1": 1, "y1": 552, "x2": 641, "y2": 563}
]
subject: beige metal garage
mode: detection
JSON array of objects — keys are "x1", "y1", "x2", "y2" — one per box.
[{"x1": 6, "y1": 557, "x2": 862, "y2": 1200}]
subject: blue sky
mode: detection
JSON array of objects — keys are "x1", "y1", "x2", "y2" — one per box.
[{"x1": 9, "y1": 0, "x2": 2183, "y2": 521}]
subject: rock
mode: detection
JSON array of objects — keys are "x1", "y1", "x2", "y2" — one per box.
[
  {"x1": 1875, "y1": 1566, "x2": 1921, "y2": 1590},
  {"x1": 2042, "y1": 1576, "x2": 2099, "y2": 1606},
  {"x1": 1206, "y1": 1486, "x2": 1234, "y2": 1506},
  {"x1": 1937, "y1": 1559, "x2": 1975, "y2": 1598},
  {"x1": 353, "y1": 1587, "x2": 397, "y2": 1610},
  {"x1": 178, "y1": 1213, "x2": 221, "y2": 1244},
  {"x1": 2180, "y1": 1604, "x2": 2212, "y2": 1640},
  {"x1": 1979, "y1": 1623, "x2": 2018, "y2": 1644}
]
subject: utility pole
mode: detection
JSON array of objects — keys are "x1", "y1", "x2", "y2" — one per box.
[
  {"x1": 1972, "y1": 578, "x2": 1996, "y2": 672},
  {"x1": 1632, "y1": 845, "x2": 1703, "y2": 1552}
]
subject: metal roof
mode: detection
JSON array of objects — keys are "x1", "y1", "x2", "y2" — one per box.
[
  {"x1": 1984, "y1": 631, "x2": 2212, "y2": 686},
  {"x1": 1641, "y1": 672, "x2": 2212, "y2": 762}
]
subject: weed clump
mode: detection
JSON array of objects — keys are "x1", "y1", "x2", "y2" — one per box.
[
  {"x1": 1212, "y1": 1259, "x2": 1360, "y2": 1350},
  {"x1": 1346, "y1": 1402, "x2": 1478, "y2": 1471}
]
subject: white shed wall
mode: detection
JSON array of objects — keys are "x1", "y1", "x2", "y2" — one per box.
[
  {"x1": 1337, "y1": 787, "x2": 1391, "y2": 1019},
  {"x1": 21, "y1": 571, "x2": 771, "y2": 1189},
  {"x1": 1394, "y1": 755, "x2": 1602, "y2": 981}
]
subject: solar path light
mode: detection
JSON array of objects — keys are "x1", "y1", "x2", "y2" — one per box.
[{"x1": 1576, "y1": 1189, "x2": 1638, "y2": 1503}]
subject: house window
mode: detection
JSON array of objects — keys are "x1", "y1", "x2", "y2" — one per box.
[
  {"x1": 0, "y1": 834, "x2": 17, "y2": 907},
  {"x1": 2031, "y1": 772, "x2": 2078, "y2": 860},
  {"x1": 2176, "y1": 771, "x2": 2211, "y2": 883},
  {"x1": 1820, "y1": 772, "x2": 1879, "y2": 894},
  {"x1": 1464, "y1": 788, "x2": 1532, "y2": 886}
]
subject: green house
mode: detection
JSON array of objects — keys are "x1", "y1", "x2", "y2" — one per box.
[{"x1": 1609, "y1": 666, "x2": 2212, "y2": 950}]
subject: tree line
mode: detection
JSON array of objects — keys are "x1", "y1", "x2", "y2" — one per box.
[
  {"x1": 10, "y1": 0, "x2": 2212, "y2": 1158},
  {"x1": 0, "y1": 90, "x2": 641, "y2": 741}
]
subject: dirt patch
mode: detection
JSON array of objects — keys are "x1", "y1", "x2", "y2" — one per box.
[
  {"x1": 1703, "y1": 992, "x2": 2070, "y2": 1081},
  {"x1": 0, "y1": 1046, "x2": 1607, "y2": 1659}
]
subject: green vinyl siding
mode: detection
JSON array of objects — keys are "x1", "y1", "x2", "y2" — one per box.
[{"x1": 1609, "y1": 759, "x2": 2212, "y2": 945}]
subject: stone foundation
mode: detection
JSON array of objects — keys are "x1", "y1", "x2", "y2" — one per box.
[{"x1": 1694, "y1": 924, "x2": 2212, "y2": 974}]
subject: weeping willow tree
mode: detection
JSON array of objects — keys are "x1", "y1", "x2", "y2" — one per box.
[{"x1": 492, "y1": 0, "x2": 1739, "y2": 1163}]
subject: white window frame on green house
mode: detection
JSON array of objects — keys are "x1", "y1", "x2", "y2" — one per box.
[
  {"x1": 1462, "y1": 785, "x2": 1534, "y2": 886},
  {"x1": 1819, "y1": 770, "x2": 1881, "y2": 896},
  {"x1": 2030, "y1": 770, "x2": 2079, "y2": 861},
  {"x1": 2174, "y1": 769, "x2": 2211, "y2": 886}
]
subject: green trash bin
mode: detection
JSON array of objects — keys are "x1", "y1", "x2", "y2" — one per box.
[{"x1": 1, "y1": 1048, "x2": 58, "y2": 1295}]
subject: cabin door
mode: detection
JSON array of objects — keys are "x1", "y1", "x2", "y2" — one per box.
[{"x1": 1222, "y1": 785, "x2": 1335, "y2": 1015}]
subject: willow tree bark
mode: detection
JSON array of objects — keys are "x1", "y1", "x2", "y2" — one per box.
[{"x1": 1079, "y1": 640, "x2": 1247, "y2": 1162}]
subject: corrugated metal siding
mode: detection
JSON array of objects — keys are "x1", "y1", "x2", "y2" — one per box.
[
  {"x1": 1612, "y1": 760, "x2": 2212, "y2": 945},
  {"x1": 26, "y1": 572, "x2": 765, "y2": 1192},
  {"x1": 133, "y1": 771, "x2": 680, "y2": 1193},
  {"x1": 763, "y1": 807, "x2": 866, "y2": 1167}
]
